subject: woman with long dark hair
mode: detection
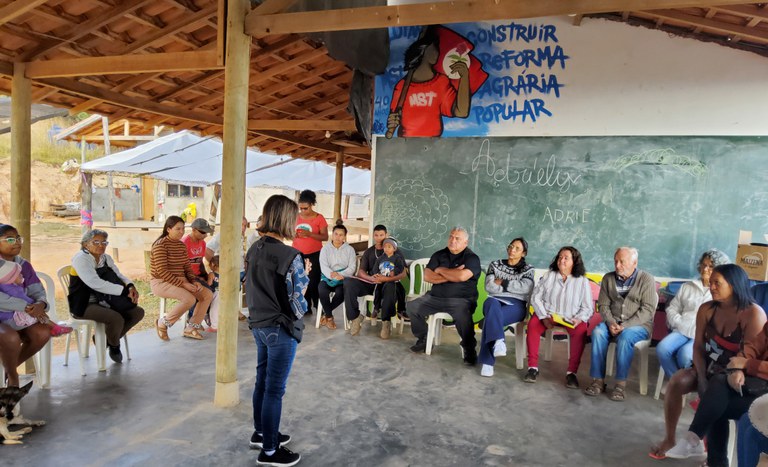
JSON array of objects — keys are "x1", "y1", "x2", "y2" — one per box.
[
  {"x1": 245, "y1": 195, "x2": 309, "y2": 466},
  {"x1": 150, "y1": 215, "x2": 213, "y2": 341},
  {"x1": 293, "y1": 190, "x2": 328, "y2": 314},
  {"x1": 652, "y1": 264, "x2": 766, "y2": 464}
]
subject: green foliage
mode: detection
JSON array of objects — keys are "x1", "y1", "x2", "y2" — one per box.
[{"x1": 0, "y1": 117, "x2": 103, "y2": 166}]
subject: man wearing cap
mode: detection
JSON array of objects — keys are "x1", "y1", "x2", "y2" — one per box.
[
  {"x1": 408, "y1": 227, "x2": 482, "y2": 366},
  {"x1": 183, "y1": 218, "x2": 215, "y2": 288}
]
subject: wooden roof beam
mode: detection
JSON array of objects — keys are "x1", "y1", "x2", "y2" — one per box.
[
  {"x1": 714, "y1": 5, "x2": 768, "y2": 22},
  {"x1": 647, "y1": 9, "x2": 768, "y2": 42},
  {"x1": 252, "y1": 129, "x2": 343, "y2": 153},
  {"x1": 0, "y1": 0, "x2": 49, "y2": 27},
  {"x1": 247, "y1": 119, "x2": 356, "y2": 131},
  {"x1": 36, "y1": 75, "x2": 222, "y2": 126},
  {"x1": 113, "y1": 3, "x2": 218, "y2": 55},
  {"x1": 25, "y1": 50, "x2": 221, "y2": 78},
  {"x1": 245, "y1": 0, "x2": 762, "y2": 35},
  {"x1": 22, "y1": 0, "x2": 156, "y2": 60}
]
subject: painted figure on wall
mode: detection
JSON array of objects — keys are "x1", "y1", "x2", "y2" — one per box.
[{"x1": 386, "y1": 25, "x2": 488, "y2": 138}]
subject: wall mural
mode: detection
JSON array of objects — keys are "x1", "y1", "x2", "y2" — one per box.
[{"x1": 374, "y1": 22, "x2": 569, "y2": 137}]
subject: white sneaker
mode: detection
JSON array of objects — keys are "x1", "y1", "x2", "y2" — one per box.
[
  {"x1": 493, "y1": 340, "x2": 507, "y2": 357},
  {"x1": 481, "y1": 364, "x2": 494, "y2": 377},
  {"x1": 665, "y1": 438, "x2": 705, "y2": 459}
]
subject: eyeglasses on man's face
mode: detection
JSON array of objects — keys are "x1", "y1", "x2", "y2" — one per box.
[{"x1": 1, "y1": 236, "x2": 23, "y2": 245}]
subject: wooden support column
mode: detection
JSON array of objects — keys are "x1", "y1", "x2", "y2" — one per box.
[
  {"x1": 11, "y1": 63, "x2": 31, "y2": 260},
  {"x1": 11, "y1": 62, "x2": 34, "y2": 375},
  {"x1": 214, "y1": 0, "x2": 251, "y2": 407},
  {"x1": 333, "y1": 151, "x2": 344, "y2": 222}
]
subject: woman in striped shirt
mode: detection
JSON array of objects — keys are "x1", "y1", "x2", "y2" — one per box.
[
  {"x1": 526, "y1": 246, "x2": 594, "y2": 388},
  {"x1": 150, "y1": 215, "x2": 213, "y2": 341}
]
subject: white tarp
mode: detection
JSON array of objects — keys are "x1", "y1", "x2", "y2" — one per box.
[
  {"x1": 81, "y1": 130, "x2": 371, "y2": 195},
  {"x1": 245, "y1": 158, "x2": 371, "y2": 196},
  {"x1": 81, "y1": 131, "x2": 279, "y2": 186}
]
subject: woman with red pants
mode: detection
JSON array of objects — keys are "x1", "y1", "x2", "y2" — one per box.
[{"x1": 525, "y1": 246, "x2": 594, "y2": 388}]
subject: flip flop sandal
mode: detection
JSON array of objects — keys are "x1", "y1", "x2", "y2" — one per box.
[
  {"x1": 648, "y1": 452, "x2": 667, "y2": 460},
  {"x1": 609, "y1": 385, "x2": 626, "y2": 401},
  {"x1": 182, "y1": 328, "x2": 204, "y2": 340},
  {"x1": 584, "y1": 380, "x2": 606, "y2": 396},
  {"x1": 326, "y1": 318, "x2": 337, "y2": 330}
]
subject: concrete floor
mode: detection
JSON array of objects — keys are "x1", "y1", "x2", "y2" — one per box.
[{"x1": 5, "y1": 316, "x2": 693, "y2": 467}]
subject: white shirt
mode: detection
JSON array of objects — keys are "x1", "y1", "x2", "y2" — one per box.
[
  {"x1": 665, "y1": 279, "x2": 710, "y2": 339},
  {"x1": 206, "y1": 231, "x2": 257, "y2": 272},
  {"x1": 319, "y1": 241, "x2": 357, "y2": 279},
  {"x1": 71, "y1": 249, "x2": 132, "y2": 297}
]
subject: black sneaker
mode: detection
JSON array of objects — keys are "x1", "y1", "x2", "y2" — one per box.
[
  {"x1": 565, "y1": 373, "x2": 580, "y2": 389},
  {"x1": 250, "y1": 431, "x2": 291, "y2": 449},
  {"x1": 108, "y1": 345, "x2": 123, "y2": 363},
  {"x1": 523, "y1": 368, "x2": 539, "y2": 383},
  {"x1": 409, "y1": 338, "x2": 427, "y2": 353},
  {"x1": 462, "y1": 348, "x2": 477, "y2": 366},
  {"x1": 257, "y1": 446, "x2": 301, "y2": 466}
]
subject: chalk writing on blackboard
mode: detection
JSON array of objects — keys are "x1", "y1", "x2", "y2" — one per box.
[
  {"x1": 379, "y1": 179, "x2": 450, "y2": 251},
  {"x1": 461, "y1": 139, "x2": 581, "y2": 193},
  {"x1": 606, "y1": 148, "x2": 707, "y2": 177}
]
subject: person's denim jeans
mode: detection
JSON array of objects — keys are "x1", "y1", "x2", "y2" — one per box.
[
  {"x1": 738, "y1": 412, "x2": 768, "y2": 467},
  {"x1": 478, "y1": 297, "x2": 527, "y2": 366},
  {"x1": 252, "y1": 325, "x2": 298, "y2": 451},
  {"x1": 589, "y1": 322, "x2": 649, "y2": 381},
  {"x1": 656, "y1": 331, "x2": 694, "y2": 378}
]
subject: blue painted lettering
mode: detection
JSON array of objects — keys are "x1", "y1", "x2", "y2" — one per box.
[{"x1": 472, "y1": 99, "x2": 552, "y2": 124}]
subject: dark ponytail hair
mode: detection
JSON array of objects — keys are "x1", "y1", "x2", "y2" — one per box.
[
  {"x1": 713, "y1": 264, "x2": 754, "y2": 311},
  {"x1": 155, "y1": 215, "x2": 184, "y2": 244}
]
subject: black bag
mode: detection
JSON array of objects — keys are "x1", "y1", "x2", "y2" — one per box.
[
  {"x1": 95, "y1": 265, "x2": 135, "y2": 312},
  {"x1": 744, "y1": 376, "x2": 768, "y2": 397}
]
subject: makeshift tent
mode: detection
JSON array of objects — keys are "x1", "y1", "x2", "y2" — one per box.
[
  {"x1": 81, "y1": 130, "x2": 371, "y2": 195},
  {"x1": 81, "y1": 131, "x2": 281, "y2": 186}
]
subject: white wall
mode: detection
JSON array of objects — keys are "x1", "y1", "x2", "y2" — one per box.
[{"x1": 515, "y1": 17, "x2": 768, "y2": 136}]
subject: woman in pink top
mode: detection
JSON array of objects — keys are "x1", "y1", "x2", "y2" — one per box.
[{"x1": 294, "y1": 190, "x2": 328, "y2": 313}]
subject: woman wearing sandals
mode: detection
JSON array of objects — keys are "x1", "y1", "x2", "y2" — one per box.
[
  {"x1": 245, "y1": 195, "x2": 309, "y2": 466},
  {"x1": 317, "y1": 223, "x2": 356, "y2": 330},
  {"x1": 150, "y1": 215, "x2": 213, "y2": 341},
  {"x1": 650, "y1": 264, "x2": 766, "y2": 462}
]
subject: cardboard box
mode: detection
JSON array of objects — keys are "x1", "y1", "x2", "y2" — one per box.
[{"x1": 736, "y1": 231, "x2": 768, "y2": 282}]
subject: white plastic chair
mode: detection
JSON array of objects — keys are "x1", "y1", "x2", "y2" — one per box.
[
  {"x1": 315, "y1": 291, "x2": 350, "y2": 331},
  {"x1": 605, "y1": 337, "x2": 651, "y2": 395},
  {"x1": 57, "y1": 265, "x2": 131, "y2": 376}
]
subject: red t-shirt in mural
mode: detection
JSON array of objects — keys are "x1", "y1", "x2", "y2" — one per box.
[
  {"x1": 181, "y1": 234, "x2": 206, "y2": 277},
  {"x1": 391, "y1": 74, "x2": 457, "y2": 137}
]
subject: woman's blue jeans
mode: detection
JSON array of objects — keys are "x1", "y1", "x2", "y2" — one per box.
[
  {"x1": 478, "y1": 297, "x2": 527, "y2": 366},
  {"x1": 252, "y1": 325, "x2": 298, "y2": 451},
  {"x1": 656, "y1": 331, "x2": 694, "y2": 378}
]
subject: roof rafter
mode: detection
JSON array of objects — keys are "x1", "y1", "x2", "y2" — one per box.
[{"x1": 244, "y1": 0, "x2": 762, "y2": 35}]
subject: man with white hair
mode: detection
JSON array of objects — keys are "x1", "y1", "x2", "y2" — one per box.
[
  {"x1": 584, "y1": 246, "x2": 658, "y2": 401},
  {"x1": 408, "y1": 227, "x2": 482, "y2": 366}
]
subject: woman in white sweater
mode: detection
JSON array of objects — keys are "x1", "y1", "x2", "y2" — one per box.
[
  {"x1": 657, "y1": 248, "x2": 730, "y2": 377},
  {"x1": 317, "y1": 224, "x2": 357, "y2": 329}
]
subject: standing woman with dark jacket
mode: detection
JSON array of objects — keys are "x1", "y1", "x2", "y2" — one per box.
[{"x1": 246, "y1": 195, "x2": 309, "y2": 467}]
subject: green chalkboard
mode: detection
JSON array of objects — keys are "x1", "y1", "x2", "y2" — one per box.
[{"x1": 374, "y1": 136, "x2": 768, "y2": 278}]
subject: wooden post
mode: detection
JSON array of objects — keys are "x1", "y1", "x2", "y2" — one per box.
[
  {"x1": 11, "y1": 62, "x2": 31, "y2": 261},
  {"x1": 103, "y1": 116, "x2": 116, "y2": 228},
  {"x1": 81, "y1": 172, "x2": 93, "y2": 235},
  {"x1": 333, "y1": 151, "x2": 344, "y2": 221},
  {"x1": 214, "y1": 0, "x2": 251, "y2": 408},
  {"x1": 11, "y1": 62, "x2": 34, "y2": 374}
]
